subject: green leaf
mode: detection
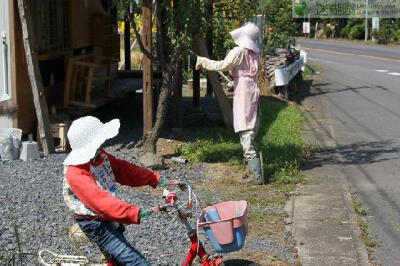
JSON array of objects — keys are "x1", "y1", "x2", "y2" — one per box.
[{"x1": 295, "y1": 6, "x2": 304, "y2": 16}]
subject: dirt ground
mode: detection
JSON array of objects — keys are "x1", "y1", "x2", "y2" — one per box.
[{"x1": 156, "y1": 138, "x2": 298, "y2": 265}]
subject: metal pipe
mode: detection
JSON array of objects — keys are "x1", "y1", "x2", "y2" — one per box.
[
  {"x1": 365, "y1": 0, "x2": 368, "y2": 41},
  {"x1": 171, "y1": 156, "x2": 187, "y2": 164}
]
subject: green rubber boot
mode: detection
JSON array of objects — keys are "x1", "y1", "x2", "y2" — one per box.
[{"x1": 244, "y1": 158, "x2": 264, "y2": 185}]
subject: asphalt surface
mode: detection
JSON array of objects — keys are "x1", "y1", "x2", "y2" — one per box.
[{"x1": 297, "y1": 39, "x2": 400, "y2": 266}]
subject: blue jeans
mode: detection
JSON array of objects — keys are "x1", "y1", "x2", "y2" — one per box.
[{"x1": 75, "y1": 217, "x2": 149, "y2": 266}]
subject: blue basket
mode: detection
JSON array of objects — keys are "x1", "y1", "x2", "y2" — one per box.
[
  {"x1": 199, "y1": 201, "x2": 247, "y2": 253},
  {"x1": 204, "y1": 225, "x2": 246, "y2": 253}
]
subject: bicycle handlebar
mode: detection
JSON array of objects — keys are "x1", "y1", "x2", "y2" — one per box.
[
  {"x1": 179, "y1": 181, "x2": 193, "y2": 209},
  {"x1": 157, "y1": 181, "x2": 194, "y2": 220}
]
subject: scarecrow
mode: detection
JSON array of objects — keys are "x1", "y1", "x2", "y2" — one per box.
[{"x1": 196, "y1": 22, "x2": 263, "y2": 185}]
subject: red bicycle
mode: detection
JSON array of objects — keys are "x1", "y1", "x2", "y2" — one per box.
[
  {"x1": 158, "y1": 181, "x2": 224, "y2": 266},
  {"x1": 39, "y1": 181, "x2": 255, "y2": 266}
]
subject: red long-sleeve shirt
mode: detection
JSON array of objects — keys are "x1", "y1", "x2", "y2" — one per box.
[{"x1": 64, "y1": 150, "x2": 160, "y2": 224}]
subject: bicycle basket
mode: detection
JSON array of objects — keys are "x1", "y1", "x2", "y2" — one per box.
[{"x1": 198, "y1": 200, "x2": 248, "y2": 253}]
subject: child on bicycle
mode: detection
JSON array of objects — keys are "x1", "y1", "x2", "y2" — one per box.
[{"x1": 63, "y1": 116, "x2": 176, "y2": 266}]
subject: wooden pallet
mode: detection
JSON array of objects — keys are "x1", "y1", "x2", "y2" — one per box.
[{"x1": 63, "y1": 54, "x2": 117, "y2": 108}]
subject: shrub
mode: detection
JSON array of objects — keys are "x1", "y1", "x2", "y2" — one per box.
[
  {"x1": 396, "y1": 30, "x2": 400, "y2": 44},
  {"x1": 260, "y1": 0, "x2": 297, "y2": 53},
  {"x1": 263, "y1": 32, "x2": 295, "y2": 53},
  {"x1": 340, "y1": 25, "x2": 351, "y2": 38},
  {"x1": 324, "y1": 26, "x2": 332, "y2": 38},
  {"x1": 349, "y1": 24, "x2": 365, "y2": 40},
  {"x1": 377, "y1": 24, "x2": 397, "y2": 44}
]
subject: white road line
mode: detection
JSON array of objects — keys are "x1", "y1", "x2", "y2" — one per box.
[
  {"x1": 309, "y1": 57, "x2": 333, "y2": 63},
  {"x1": 388, "y1": 72, "x2": 400, "y2": 76},
  {"x1": 376, "y1": 70, "x2": 389, "y2": 73}
]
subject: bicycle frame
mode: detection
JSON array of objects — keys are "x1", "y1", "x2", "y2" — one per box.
[
  {"x1": 164, "y1": 182, "x2": 223, "y2": 266},
  {"x1": 181, "y1": 213, "x2": 223, "y2": 266},
  {"x1": 38, "y1": 181, "x2": 223, "y2": 266}
]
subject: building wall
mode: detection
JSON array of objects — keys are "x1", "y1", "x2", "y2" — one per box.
[
  {"x1": 11, "y1": 0, "x2": 111, "y2": 135},
  {"x1": 70, "y1": 0, "x2": 106, "y2": 49},
  {"x1": 13, "y1": 0, "x2": 36, "y2": 134},
  {"x1": 0, "y1": 0, "x2": 17, "y2": 130},
  {"x1": 0, "y1": 114, "x2": 13, "y2": 128}
]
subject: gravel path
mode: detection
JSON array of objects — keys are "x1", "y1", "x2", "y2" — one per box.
[{"x1": 0, "y1": 94, "x2": 295, "y2": 265}]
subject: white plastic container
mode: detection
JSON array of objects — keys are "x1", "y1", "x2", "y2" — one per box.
[{"x1": 0, "y1": 128, "x2": 22, "y2": 160}]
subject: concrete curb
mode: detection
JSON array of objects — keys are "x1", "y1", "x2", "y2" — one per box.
[{"x1": 340, "y1": 185, "x2": 370, "y2": 266}]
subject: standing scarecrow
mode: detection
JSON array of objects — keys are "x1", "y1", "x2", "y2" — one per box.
[{"x1": 196, "y1": 22, "x2": 263, "y2": 185}]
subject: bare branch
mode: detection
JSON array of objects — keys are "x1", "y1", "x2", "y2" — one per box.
[{"x1": 130, "y1": 15, "x2": 157, "y2": 62}]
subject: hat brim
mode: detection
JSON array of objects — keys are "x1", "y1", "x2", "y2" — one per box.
[
  {"x1": 231, "y1": 34, "x2": 259, "y2": 53},
  {"x1": 63, "y1": 119, "x2": 120, "y2": 165}
]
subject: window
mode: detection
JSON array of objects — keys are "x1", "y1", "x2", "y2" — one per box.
[
  {"x1": 1, "y1": 31, "x2": 10, "y2": 102},
  {"x1": 31, "y1": 0, "x2": 69, "y2": 54},
  {"x1": 1, "y1": 0, "x2": 10, "y2": 102}
]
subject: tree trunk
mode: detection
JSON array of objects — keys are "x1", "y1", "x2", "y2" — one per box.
[
  {"x1": 143, "y1": 62, "x2": 177, "y2": 154},
  {"x1": 142, "y1": 0, "x2": 176, "y2": 155},
  {"x1": 172, "y1": 0, "x2": 182, "y2": 130},
  {"x1": 205, "y1": 0, "x2": 214, "y2": 96},
  {"x1": 172, "y1": 60, "x2": 182, "y2": 129},
  {"x1": 124, "y1": 15, "x2": 131, "y2": 70},
  {"x1": 192, "y1": 60, "x2": 200, "y2": 108}
]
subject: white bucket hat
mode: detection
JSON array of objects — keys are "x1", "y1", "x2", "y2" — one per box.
[
  {"x1": 63, "y1": 116, "x2": 120, "y2": 166},
  {"x1": 230, "y1": 22, "x2": 260, "y2": 53}
]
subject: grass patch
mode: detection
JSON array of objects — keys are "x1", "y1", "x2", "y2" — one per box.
[
  {"x1": 271, "y1": 164, "x2": 305, "y2": 184},
  {"x1": 302, "y1": 63, "x2": 322, "y2": 80},
  {"x1": 180, "y1": 96, "x2": 310, "y2": 184},
  {"x1": 302, "y1": 65, "x2": 314, "y2": 79},
  {"x1": 352, "y1": 197, "x2": 377, "y2": 248},
  {"x1": 353, "y1": 199, "x2": 368, "y2": 216}
]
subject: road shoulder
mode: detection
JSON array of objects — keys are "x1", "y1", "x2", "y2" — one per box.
[{"x1": 286, "y1": 76, "x2": 370, "y2": 265}]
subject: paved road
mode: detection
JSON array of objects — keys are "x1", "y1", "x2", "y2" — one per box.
[{"x1": 298, "y1": 39, "x2": 400, "y2": 266}]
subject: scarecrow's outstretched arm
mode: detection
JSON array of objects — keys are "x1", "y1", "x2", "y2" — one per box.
[{"x1": 196, "y1": 46, "x2": 244, "y2": 72}]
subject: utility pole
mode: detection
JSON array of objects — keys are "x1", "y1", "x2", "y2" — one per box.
[{"x1": 365, "y1": 0, "x2": 368, "y2": 41}]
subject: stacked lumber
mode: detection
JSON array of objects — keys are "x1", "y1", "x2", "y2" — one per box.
[{"x1": 259, "y1": 48, "x2": 300, "y2": 91}]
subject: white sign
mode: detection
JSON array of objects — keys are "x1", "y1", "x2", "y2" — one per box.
[
  {"x1": 293, "y1": 0, "x2": 400, "y2": 18},
  {"x1": 372, "y1": 17, "x2": 380, "y2": 30},
  {"x1": 303, "y1": 22, "x2": 310, "y2": 34}
]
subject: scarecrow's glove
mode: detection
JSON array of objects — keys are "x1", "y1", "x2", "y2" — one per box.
[{"x1": 195, "y1": 56, "x2": 205, "y2": 70}]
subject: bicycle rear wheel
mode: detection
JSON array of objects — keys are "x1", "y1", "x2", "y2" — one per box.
[{"x1": 219, "y1": 259, "x2": 261, "y2": 266}]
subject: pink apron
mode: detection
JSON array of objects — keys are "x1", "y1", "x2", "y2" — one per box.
[{"x1": 231, "y1": 49, "x2": 259, "y2": 133}]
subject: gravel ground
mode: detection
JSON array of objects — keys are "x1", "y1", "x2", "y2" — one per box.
[{"x1": 0, "y1": 93, "x2": 295, "y2": 265}]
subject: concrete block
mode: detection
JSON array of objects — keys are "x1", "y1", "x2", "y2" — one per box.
[{"x1": 20, "y1": 141, "x2": 40, "y2": 161}]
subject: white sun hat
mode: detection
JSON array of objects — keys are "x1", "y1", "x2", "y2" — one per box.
[
  {"x1": 63, "y1": 116, "x2": 120, "y2": 166},
  {"x1": 230, "y1": 22, "x2": 260, "y2": 53}
]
